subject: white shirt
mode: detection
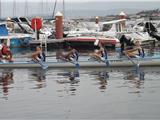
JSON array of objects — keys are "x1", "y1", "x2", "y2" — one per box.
[
  {"x1": 0, "y1": 44, "x2": 3, "y2": 50},
  {"x1": 95, "y1": 24, "x2": 100, "y2": 32}
]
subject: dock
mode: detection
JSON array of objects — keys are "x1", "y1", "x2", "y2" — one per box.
[
  {"x1": 29, "y1": 39, "x2": 65, "y2": 49},
  {"x1": 29, "y1": 37, "x2": 117, "y2": 50}
]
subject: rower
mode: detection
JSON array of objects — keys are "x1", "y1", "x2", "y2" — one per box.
[
  {"x1": 56, "y1": 46, "x2": 79, "y2": 62},
  {"x1": 123, "y1": 40, "x2": 145, "y2": 58},
  {"x1": 31, "y1": 46, "x2": 48, "y2": 69},
  {"x1": 31, "y1": 46, "x2": 46, "y2": 62},
  {"x1": 0, "y1": 39, "x2": 13, "y2": 62},
  {"x1": 119, "y1": 34, "x2": 134, "y2": 56},
  {"x1": 90, "y1": 42, "x2": 107, "y2": 62}
]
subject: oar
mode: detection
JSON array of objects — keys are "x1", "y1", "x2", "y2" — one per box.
[
  {"x1": 60, "y1": 57, "x2": 80, "y2": 69},
  {"x1": 57, "y1": 56, "x2": 80, "y2": 69},
  {"x1": 125, "y1": 54, "x2": 140, "y2": 72},
  {"x1": 104, "y1": 49, "x2": 110, "y2": 67},
  {"x1": 73, "y1": 51, "x2": 80, "y2": 69},
  {"x1": 38, "y1": 60, "x2": 48, "y2": 70},
  {"x1": 32, "y1": 59, "x2": 48, "y2": 70},
  {"x1": 70, "y1": 60, "x2": 80, "y2": 69}
]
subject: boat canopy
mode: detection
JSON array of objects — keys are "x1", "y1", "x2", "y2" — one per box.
[{"x1": 102, "y1": 19, "x2": 126, "y2": 25}]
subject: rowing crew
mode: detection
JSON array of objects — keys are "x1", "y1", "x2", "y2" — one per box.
[
  {"x1": 123, "y1": 39, "x2": 145, "y2": 58},
  {"x1": 31, "y1": 45, "x2": 79, "y2": 69},
  {"x1": 89, "y1": 39, "x2": 144, "y2": 62},
  {"x1": 31, "y1": 45, "x2": 79, "y2": 63},
  {"x1": 31, "y1": 39, "x2": 144, "y2": 66}
]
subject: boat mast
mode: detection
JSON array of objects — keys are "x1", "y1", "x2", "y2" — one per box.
[
  {"x1": 13, "y1": 0, "x2": 16, "y2": 17},
  {"x1": 24, "y1": 0, "x2": 28, "y2": 16},
  {"x1": 41, "y1": 0, "x2": 44, "y2": 17},
  {"x1": 0, "y1": 0, "x2": 1, "y2": 19},
  {"x1": 63, "y1": 0, "x2": 65, "y2": 19},
  {"x1": 13, "y1": 0, "x2": 17, "y2": 17},
  {"x1": 52, "y1": 0, "x2": 57, "y2": 19},
  {"x1": 45, "y1": 0, "x2": 47, "y2": 16}
]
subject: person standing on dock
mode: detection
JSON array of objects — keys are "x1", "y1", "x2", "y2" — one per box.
[
  {"x1": 6, "y1": 17, "x2": 14, "y2": 32},
  {"x1": 94, "y1": 16, "x2": 100, "y2": 32},
  {"x1": 0, "y1": 39, "x2": 13, "y2": 62}
]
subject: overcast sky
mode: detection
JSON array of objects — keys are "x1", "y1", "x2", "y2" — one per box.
[
  {"x1": 2, "y1": 0, "x2": 160, "y2": 2},
  {"x1": 65, "y1": 0, "x2": 160, "y2": 2},
  {"x1": 1, "y1": 0, "x2": 160, "y2": 18}
]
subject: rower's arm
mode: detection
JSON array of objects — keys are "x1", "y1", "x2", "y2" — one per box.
[
  {"x1": 96, "y1": 48, "x2": 104, "y2": 54},
  {"x1": 124, "y1": 47, "x2": 141, "y2": 53},
  {"x1": 31, "y1": 51, "x2": 40, "y2": 58},
  {"x1": 66, "y1": 49, "x2": 76, "y2": 57}
]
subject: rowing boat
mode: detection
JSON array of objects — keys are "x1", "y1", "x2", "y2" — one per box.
[{"x1": 0, "y1": 56, "x2": 160, "y2": 68}]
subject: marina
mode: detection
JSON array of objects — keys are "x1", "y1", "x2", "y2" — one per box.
[{"x1": 0, "y1": 0, "x2": 160, "y2": 119}]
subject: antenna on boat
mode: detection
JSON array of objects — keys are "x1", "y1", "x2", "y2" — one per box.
[{"x1": 52, "y1": 0, "x2": 57, "y2": 19}]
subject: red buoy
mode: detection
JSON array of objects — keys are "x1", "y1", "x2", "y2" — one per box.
[
  {"x1": 31, "y1": 17, "x2": 42, "y2": 30},
  {"x1": 55, "y1": 12, "x2": 63, "y2": 39}
]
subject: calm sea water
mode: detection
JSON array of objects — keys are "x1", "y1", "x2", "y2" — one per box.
[
  {"x1": 0, "y1": 67, "x2": 160, "y2": 119},
  {"x1": 0, "y1": 48, "x2": 160, "y2": 119}
]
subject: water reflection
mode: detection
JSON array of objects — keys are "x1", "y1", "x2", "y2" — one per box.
[
  {"x1": 56, "y1": 69, "x2": 80, "y2": 96},
  {"x1": 123, "y1": 69, "x2": 145, "y2": 94},
  {"x1": 0, "y1": 70, "x2": 13, "y2": 99},
  {"x1": 90, "y1": 70, "x2": 109, "y2": 92},
  {"x1": 29, "y1": 69, "x2": 47, "y2": 89}
]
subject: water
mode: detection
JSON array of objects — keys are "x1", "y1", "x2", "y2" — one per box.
[
  {"x1": 0, "y1": 48, "x2": 160, "y2": 119},
  {"x1": 0, "y1": 67, "x2": 160, "y2": 119}
]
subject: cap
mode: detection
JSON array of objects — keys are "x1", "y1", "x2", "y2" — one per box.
[{"x1": 6, "y1": 17, "x2": 11, "y2": 21}]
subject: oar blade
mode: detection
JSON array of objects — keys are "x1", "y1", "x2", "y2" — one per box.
[
  {"x1": 105, "y1": 60, "x2": 110, "y2": 67},
  {"x1": 42, "y1": 64, "x2": 48, "y2": 70},
  {"x1": 33, "y1": 59, "x2": 48, "y2": 70},
  {"x1": 75, "y1": 63, "x2": 80, "y2": 69},
  {"x1": 70, "y1": 60, "x2": 80, "y2": 69}
]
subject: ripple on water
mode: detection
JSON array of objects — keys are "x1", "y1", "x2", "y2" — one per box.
[{"x1": 0, "y1": 67, "x2": 160, "y2": 119}]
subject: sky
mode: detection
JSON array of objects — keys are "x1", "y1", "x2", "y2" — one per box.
[
  {"x1": 0, "y1": 0, "x2": 160, "y2": 18},
  {"x1": 1, "y1": 0, "x2": 160, "y2": 2},
  {"x1": 65, "y1": 0, "x2": 160, "y2": 2}
]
